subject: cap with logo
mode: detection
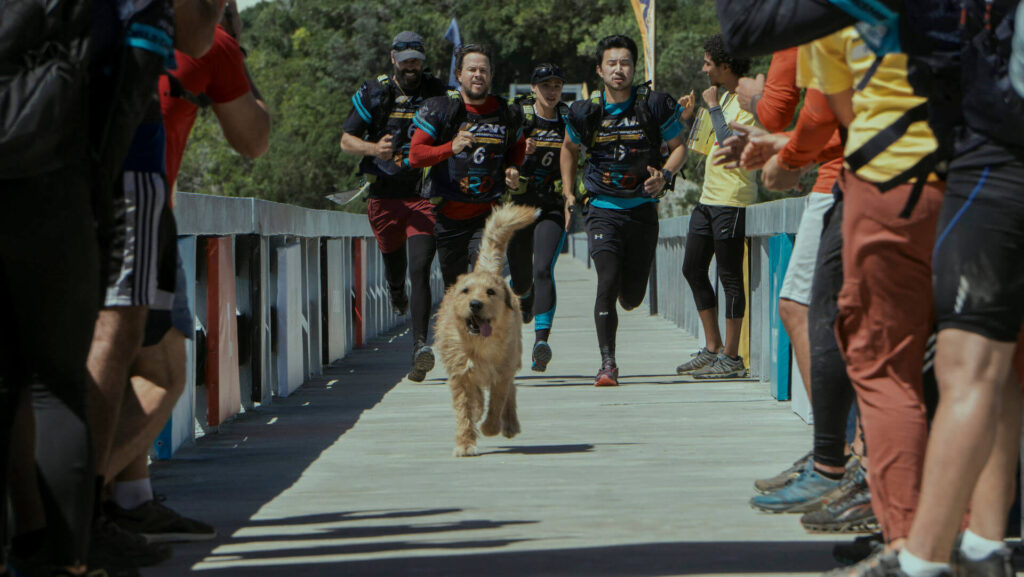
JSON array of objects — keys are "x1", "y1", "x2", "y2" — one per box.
[{"x1": 393, "y1": 31, "x2": 426, "y2": 63}]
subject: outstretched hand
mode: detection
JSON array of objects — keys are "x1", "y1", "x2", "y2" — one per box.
[
  {"x1": 712, "y1": 123, "x2": 767, "y2": 169},
  {"x1": 643, "y1": 165, "x2": 667, "y2": 198}
]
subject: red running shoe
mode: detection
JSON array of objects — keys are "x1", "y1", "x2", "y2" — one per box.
[{"x1": 594, "y1": 361, "x2": 619, "y2": 387}]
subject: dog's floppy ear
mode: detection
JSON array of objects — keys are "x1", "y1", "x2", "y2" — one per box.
[{"x1": 503, "y1": 284, "x2": 514, "y2": 311}]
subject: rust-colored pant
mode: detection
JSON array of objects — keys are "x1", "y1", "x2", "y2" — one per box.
[{"x1": 836, "y1": 171, "x2": 944, "y2": 542}]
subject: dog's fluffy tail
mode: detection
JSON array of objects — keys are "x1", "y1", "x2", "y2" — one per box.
[{"x1": 475, "y1": 204, "x2": 540, "y2": 275}]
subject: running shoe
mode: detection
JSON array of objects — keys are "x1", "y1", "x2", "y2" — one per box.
[
  {"x1": 952, "y1": 544, "x2": 1015, "y2": 577},
  {"x1": 820, "y1": 549, "x2": 920, "y2": 577},
  {"x1": 676, "y1": 347, "x2": 718, "y2": 374},
  {"x1": 532, "y1": 341, "x2": 552, "y2": 372},
  {"x1": 750, "y1": 466, "x2": 841, "y2": 513},
  {"x1": 594, "y1": 360, "x2": 619, "y2": 387},
  {"x1": 833, "y1": 534, "x2": 884, "y2": 567},
  {"x1": 519, "y1": 290, "x2": 534, "y2": 324},
  {"x1": 692, "y1": 353, "x2": 747, "y2": 379},
  {"x1": 802, "y1": 465, "x2": 878, "y2": 534},
  {"x1": 389, "y1": 286, "x2": 409, "y2": 316},
  {"x1": 106, "y1": 497, "x2": 216, "y2": 543},
  {"x1": 754, "y1": 451, "x2": 813, "y2": 494},
  {"x1": 407, "y1": 344, "x2": 434, "y2": 383},
  {"x1": 89, "y1": 514, "x2": 172, "y2": 569}
]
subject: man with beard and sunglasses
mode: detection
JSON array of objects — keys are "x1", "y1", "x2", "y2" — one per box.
[
  {"x1": 342, "y1": 31, "x2": 447, "y2": 382},
  {"x1": 409, "y1": 43, "x2": 527, "y2": 289}
]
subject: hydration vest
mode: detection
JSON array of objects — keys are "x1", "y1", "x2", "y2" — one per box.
[
  {"x1": 510, "y1": 95, "x2": 568, "y2": 201},
  {"x1": 568, "y1": 83, "x2": 664, "y2": 198},
  {"x1": 427, "y1": 91, "x2": 524, "y2": 204}
]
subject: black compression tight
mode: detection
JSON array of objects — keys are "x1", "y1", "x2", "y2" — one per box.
[
  {"x1": 507, "y1": 212, "x2": 566, "y2": 340},
  {"x1": 682, "y1": 233, "x2": 746, "y2": 318},
  {"x1": 592, "y1": 250, "x2": 651, "y2": 361},
  {"x1": 809, "y1": 198, "x2": 857, "y2": 469},
  {"x1": 381, "y1": 234, "x2": 436, "y2": 346}
]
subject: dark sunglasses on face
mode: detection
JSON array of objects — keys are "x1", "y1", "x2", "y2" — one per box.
[{"x1": 392, "y1": 42, "x2": 424, "y2": 52}]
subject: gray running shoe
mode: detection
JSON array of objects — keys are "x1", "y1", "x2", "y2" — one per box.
[
  {"x1": 407, "y1": 345, "x2": 435, "y2": 382},
  {"x1": 754, "y1": 451, "x2": 812, "y2": 495},
  {"x1": 952, "y1": 545, "x2": 1015, "y2": 577},
  {"x1": 676, "y1": 347, "x2": 718, "y2": 374},
  {"x1": 692, "y1": 353, "x2": 747, "y2": 379}
]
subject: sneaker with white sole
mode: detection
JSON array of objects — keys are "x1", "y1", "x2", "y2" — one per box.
[
  {"x1": 692, "y1": 353, "x2": 747, "y2": 379},
  {"x1": 676, "y1": 347, "x2": 718, "y2": 374}
]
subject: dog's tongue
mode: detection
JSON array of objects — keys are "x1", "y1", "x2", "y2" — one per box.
[{"x1": 479, "y1": 321, "x2": 493, "y2": 337}]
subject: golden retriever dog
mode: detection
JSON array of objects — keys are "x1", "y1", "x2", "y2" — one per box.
[{"x1": 434, "y1": 204, "x2": 538, "y2": 457}]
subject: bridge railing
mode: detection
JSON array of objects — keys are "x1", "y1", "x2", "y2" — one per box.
[
  {"x1": 157, "y1": 193, "x2": 444, "y2": 458},
  {"x1": 567, "y1": 197, "x2": 811, "y2": 420}
]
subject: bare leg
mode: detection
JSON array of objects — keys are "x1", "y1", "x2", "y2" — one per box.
[
  {"x1": 10, "y1": 393, "x2": 44, "y2": 537},
  {"x1": 87, "y1": 307, "x2": 147, "y2": 481},
  {"x1": 779, "y1": 298, "x2": 811, "y2": 400},
  {"x1": 697, "y1": 308, "x2": 723, "y2": 353},
  {"x1": 723, "y1": 317, "x2": 744, "y2": 359},
  {"x1": 105, "y1": 329, "x2": 186, "y2": 481},
  {"x1": 904, "y1": 330, "x2": 1016, "y2": 561}
]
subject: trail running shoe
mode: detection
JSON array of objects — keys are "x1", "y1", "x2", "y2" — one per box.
[
  {"x1": 594, "y1": 361, "x2": 619, "y2": 387},
  {"x1": 407, "y1": 345, "x2": 434, "y2": 382},
  {"x1": 820, "y1": 549, "x2": 919, "y2": 577},
  {"x1": 833, "y1": 534, "x2": 884, "y2": 566},
  {"x1": 106, "y1": 497, "x2": 216, "y2": 544},
  {"x1": 754, "y1": 451, "x2": 813, "y2": 494},
  {"x1": 692, "y1": 353, "x2": 747, "y2": 379},
  {"x1": 532, "y1": 341, "x2": 552, "y2": 372},
  {"x1": 952, "y1": 545, "x2": 1015, "y2": 577},
  {"x1": 750, "y1": 467, "x2": 841, "y2": 514},
  {"x1": 802, "y1": 464, "x2": 878, "y2": 534},
  {"x1": 389, "y1": 286, "x2": 409, "y2": 316},
  {"x1": 676, "y1": 347, "x2": 718, "y2": 374}
]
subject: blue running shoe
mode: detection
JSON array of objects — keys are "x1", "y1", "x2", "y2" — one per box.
[
  {"x1": 532, "y1": 341, "x2": 552, "y2": 372},
  {"x1": 750, "y1": 466, "x2": 841, "y2": 514}
]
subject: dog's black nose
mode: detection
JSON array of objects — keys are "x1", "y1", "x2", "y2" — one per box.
[{"x1": 469, "y1": 299, "x2": 484, "y2": 312}]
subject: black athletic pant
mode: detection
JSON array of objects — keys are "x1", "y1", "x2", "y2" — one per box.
[
  {"x1": 435, "y1": 211, "x2": 489, "y2": 289},
  {"x1": 0, "y1": 168, "x2": 100, "y2": 567},
  {"x1": 382, "y1": 234, "x2": 436, "y2": 346},
  {"x1": 585, "y1": 203, "x2": 659, "y2": 361},
  {"x1": 809, "y1": 196, "x2": 857, "y2": 469},
  {"x1": 507, "y1": 206, "x2": 566, "y2": 341}
]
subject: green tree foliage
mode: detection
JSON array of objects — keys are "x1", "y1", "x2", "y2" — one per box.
[{"x1": 178, "y1": 0, "x2": 789, "y2": 212}]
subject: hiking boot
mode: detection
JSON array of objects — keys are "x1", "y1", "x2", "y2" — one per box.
[
  {"x1": 407, "y1": 344, "x2": 434, "y2": 383},
  {"x1": 389, "y1": 286, "x2": 408, "y2": 316},
  {"x1": 754, "y1": 451, "x2": 813, "y2": 494},
  {"x1": 106, "y1": 497, "x2": 216, "y2": 543},
  {"x1": 532, "y1": 341, "x2": 552, "y2": 372},
  {"x1": 692, "y1": 353, "x2": 747, "y2": 379},
  {"x1": 89, "y1": 514, "x2": 172, "y2": 569},
  {"x1": 952, "y1": 546, "x2": 1015, "y2": 577},
  {"x1": 820, "y1": 549, "x2": 922, "y2": 577},
  {"x1": 676, "y1": 347, "x2": 718, "y2": 374},
  {"x1": 802, "y1": 465, "x2": 879, "y2": 534},
  {"x1": 750, "y1": 466, "x2": 841, "y2": 513},
  {"x1": 519, "y1": 290, "x2": 534, "y2": 324},
  {"x1": 594, "y1": 360, "x2": 619, "y2": 387}
]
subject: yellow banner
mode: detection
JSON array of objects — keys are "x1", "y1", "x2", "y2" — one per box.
[{"x1": 630, "y1": 0, "x2": 655, "y2": 85}]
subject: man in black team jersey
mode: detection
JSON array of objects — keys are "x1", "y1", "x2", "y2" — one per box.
[
  {"x1": 561, "y1": 35, "x2": 687, "y2": 387},
  {"x1": 341, "y1": 31, "x2": 447, "y2": 382},
  {"x1": 409, "y1": 43, "x2": 526, "y2": 288},
  {"x1": 507, "y1": 63, "x2": 570, "y2": 372}
]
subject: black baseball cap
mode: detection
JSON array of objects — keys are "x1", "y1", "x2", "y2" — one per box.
[
  {"x1": 531, "y1": 63, "x2": 566, "y2": 84},
  {"x1": 392, "y1": 31, "x2": 426, "y2": 63}
]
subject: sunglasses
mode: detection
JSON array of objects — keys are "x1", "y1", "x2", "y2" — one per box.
[
  {"x1": 392, "y1": 41, "x2": 424, "y2": 52},
  {"x1": 531, "y1": 65, "x2": 565, "y2": 84}
]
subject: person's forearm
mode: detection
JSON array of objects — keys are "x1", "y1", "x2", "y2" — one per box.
[
  {"x1": 408, "y1": 130, "x2": 453, "y2": 168},
  {"x1": 709, "y1": 106, "x2": 734, "y2": 144},
  {"x1": 663, "y1": 142, "x2": 687, "y2": 175},
  {"x1": 340, "y1": 132, "x2": 377, "y2": 157},
  {"x1": 173, "y1": 0, "x2": 225, "y2": 57},
  {"x1": 560, "y1": 146, "x2": 578, "y2": 201}
]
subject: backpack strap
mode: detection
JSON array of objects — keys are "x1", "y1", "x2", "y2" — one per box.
[
  {"x1": 437, "y1": 89, "x2": 466, "y2": 144},
  {"x1": 368, "y1": 74, "x2": 396, "y2": 135},
  {"x1": 164, "y1": 71, "x2": 210, "y2": 108},
  {"x1": 497, "y1": 97, "x2": 524, "y2": 150},
  {"x1": 843, "y1": 102, "x2": 928, "y2": 174}
]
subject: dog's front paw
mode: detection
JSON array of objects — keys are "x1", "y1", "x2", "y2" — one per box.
[
  {"x1": 502, "y1": 418, "x2": 520, "y2": 439},
  {"x1": 480, "y1": 417, "x2": 501, "y2": 437},
  {"x1": 453, "y1": 445, "x2": 479, "y2": 458}
]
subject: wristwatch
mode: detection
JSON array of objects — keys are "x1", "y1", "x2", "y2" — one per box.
[{"x1": 661, "y1": 168, "x2": 673, "y2": 183}]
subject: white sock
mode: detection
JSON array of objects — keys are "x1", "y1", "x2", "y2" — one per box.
[
  {"x1": 960, "y1": 529, "x2": 1006, "y2": 561},
  {"x1": 899, "y1": 549, "x2": 950, "y2": 577},
  {"x1": 113, "y1": 478, "x2": 154, "y2": 510}
]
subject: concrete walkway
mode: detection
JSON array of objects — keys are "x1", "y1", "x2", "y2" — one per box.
[{"x1": 146, "y1": 258, "x2": 843, "y2": 577}]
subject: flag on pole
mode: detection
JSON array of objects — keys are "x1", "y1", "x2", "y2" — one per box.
[
  {"x1": 630, "y1": 0, "x2": 655, "y2": 86},
  {"x1": 444, "y1": 17, "x2": 462, "y2": 89}
]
